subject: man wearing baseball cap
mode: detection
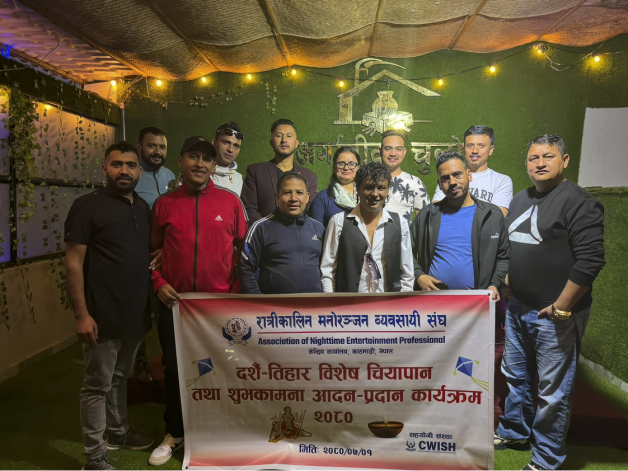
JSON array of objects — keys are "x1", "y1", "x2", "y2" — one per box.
[{"x1": 148, "y1": 136, "x2": 248, "y2": 466}]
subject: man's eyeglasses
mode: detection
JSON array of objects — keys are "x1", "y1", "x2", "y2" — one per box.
[
  {"x1": 217, "y1": 128, "x2": 243, "y2": 141},
  {"x1": 335, "y1": 161, "x2": 359, "y2": 170}
]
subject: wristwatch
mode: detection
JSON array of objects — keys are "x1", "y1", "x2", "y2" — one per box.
[{"x1": 551, "y1": 304, "x2": 572, "y2": 320}]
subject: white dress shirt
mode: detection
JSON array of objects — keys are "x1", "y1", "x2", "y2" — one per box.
[{"x1": 320, "y1": 207, "x2": 415, "y2": 293}]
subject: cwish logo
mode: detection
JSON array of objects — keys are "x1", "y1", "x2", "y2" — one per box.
[
  {"x1": 215, "y1": 215, "x2": 223, "y2": 221},
  {"x1": 312, "y1": 234, "x2": 320, "y2": 241}
]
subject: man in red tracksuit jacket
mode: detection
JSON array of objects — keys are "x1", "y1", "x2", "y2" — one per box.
[{"x1": 148, "y1": 136, "x2": 248, "y2": 466}]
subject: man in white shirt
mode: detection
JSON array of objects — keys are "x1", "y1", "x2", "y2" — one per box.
[
  {"x1": 321, "y1": 162, "x2": 414, "y2": 293},
  {"x1": 211, "y1": 122, "x2": 244, "y2": 195},
  {"x1": 433, "y1": 125, "x2": 512, "y2": 217},
  {"x1": 379, "y1": 130, "x2": 430, "y2": 223}
]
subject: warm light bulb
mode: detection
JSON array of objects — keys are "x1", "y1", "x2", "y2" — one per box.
[
  {"x1": 156, "y1": 79, "x2": 163, "y2": 86},
  {"x1": 593, "y1": 55, "x2": 600, "y2": 62},
  {"x1": 247, "y1": 74, "x2": 252, "y2": 80},
  {"x1": 44, "y1": 104, "x2": 50, "y2": 110},
  {"x1": 291, "y1": 68, "x2": 297, "y2": 76},
  {"x1": 110, "y1": 80, "x2": 116, "y2": 86},
  {"x1": 339, "y1": 80, "x2": 345, "y2": 87},
  {"x1": 438, "y1": 77, "x2": 443, "y2": 85},
  {"x1": 489, "y1": 65, "x2": 496, "y2": 73},
  {"x1": 201, "y1": 76, "x2": 207, "y2": 83}
]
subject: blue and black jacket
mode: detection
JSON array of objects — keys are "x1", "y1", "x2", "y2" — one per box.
[{"x1": 238, "y1": 208, "x2": 325, "y2": 294}]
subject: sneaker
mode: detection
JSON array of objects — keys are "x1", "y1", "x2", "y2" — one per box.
[
  {"x1": 106, "y1": 429, "x2": 154, "y2": 450},
  {"x1": 82, "y1": 454, "x2": 116, "y2": 470},
  {"x1": 523, "y1": 461, "x2": 548, "y2": 470},
  {"x1": 148, "y1": 434, "x2": 184, "y2": 466},
  {"x1": 494, "y1": 432, "x2": 531, "y2": 450}
]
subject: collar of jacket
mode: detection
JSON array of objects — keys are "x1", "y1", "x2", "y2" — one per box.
[
  {"x1": 214, "y1": 161, "x2": 238, "y2": 175},
  {"x1": 429, "y1": 194, "x2": 492, "y2": 218},
  {"x1": 267, "y1": 158, "x2": 304, "y2": 172},
  {"x1": 103, "y1": 183, "x2": 140, "y2": 205},
  {"x1": 273, "y1": 207, "x2": 307, "y2": 225},
  {"x1": 180, "y1": 178, "x2": 216, "y2": 196}
]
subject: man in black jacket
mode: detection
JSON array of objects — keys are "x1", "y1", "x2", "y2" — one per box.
[
  {"x1": 410, "y1": 151, "x2": 509, "y2": 299},
  {"x1": 239, "y1": 173, "x2": 325, "y2": 294}
]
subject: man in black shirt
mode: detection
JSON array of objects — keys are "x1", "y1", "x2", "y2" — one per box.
[
  {"x1": 65, "y1": 142, "x2": 153, "y2": 470},
  {"x1": 494, "y1": 135, "x2": 605, "y2": 470}
]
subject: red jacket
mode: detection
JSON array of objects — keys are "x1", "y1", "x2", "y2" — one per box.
[{"x1": 151, "y1": 180, "x2": 248, "y2": 294}]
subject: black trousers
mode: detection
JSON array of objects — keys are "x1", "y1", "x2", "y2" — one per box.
[{"x1": 157, "y1": 302, "x2": 184, "y2": 437}]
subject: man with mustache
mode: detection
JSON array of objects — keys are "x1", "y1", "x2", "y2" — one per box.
[
  {"x1": 410, "y1": 150, "x2": 508, "y2": 301},
  {"x1": 211, "y1": 121, "x2": 244, "y2": 195},
  {"x1": 241, "y1": 118, "x2": 318, "y2": 223},
  {"x1": 65, "y1": 142, "x2": 154, "y2": 470},
  {"x1": 494, "y1": 135, "x2": 605, "y2": 471},
  {"x1": 433, "y1": 125, "x2": 512, "y2": 217},
  {"x1": 132, "y1": 127, "x2": 174, "y2": 384},
  {"x1": 148, "y1": 136, "x2": 248, "y2": 466},
  {"x1": 239, "y1": 173, "x2": 325, "y2": 294},
  {"x1": 135, "y1": 127, "x2": 176, "y2": 208}
]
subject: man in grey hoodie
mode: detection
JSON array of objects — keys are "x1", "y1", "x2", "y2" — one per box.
[{"x1": 211, "y1": 121, "x2": 244, "y2": 195}]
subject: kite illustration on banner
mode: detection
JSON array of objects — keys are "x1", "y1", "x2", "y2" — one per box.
[
  {"x1": 186, "y1": 357, "x2": 217, "y2": 388},
  {"x1": 453, "y1": 356, "x2": 489, "y2": 391}
]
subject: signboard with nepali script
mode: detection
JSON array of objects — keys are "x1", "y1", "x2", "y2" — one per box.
[{"x1": 173, "y1": 291, "x2": 494, "y2": 470}]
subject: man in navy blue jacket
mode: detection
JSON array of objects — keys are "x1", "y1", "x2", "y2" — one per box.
[{"x1": 239, "y1": 173, "x2": 325, "y2": 294}]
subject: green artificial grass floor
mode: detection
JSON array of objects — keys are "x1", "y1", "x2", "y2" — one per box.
[{"x1": 1, "y1": 325, "x2": 627, "y2": 470}]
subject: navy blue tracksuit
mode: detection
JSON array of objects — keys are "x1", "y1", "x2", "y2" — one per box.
[{"x1": 238, "y1": 208, "x2": 325, "y2": 294}]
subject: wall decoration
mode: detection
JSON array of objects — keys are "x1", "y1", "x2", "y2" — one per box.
[
  {"x1": 335, "y1": 58, "x2": 439, "y2": 136},
  {"x1": 296, "y1": 134, "x2": 461, "y2": 175}
]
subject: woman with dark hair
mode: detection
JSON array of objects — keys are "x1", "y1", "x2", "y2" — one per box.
[
  {"x1": 320, "y1": 162, "x2": 414, "y2": 293},
  {"x1": 309, "y1": 146, "x2": 360, "y2": 227}
]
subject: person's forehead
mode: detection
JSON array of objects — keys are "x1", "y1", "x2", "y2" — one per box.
[
  {"x1": 218, "y1": 132, "x2": 241, "y2": 144},
  {"x1": 337, "y1": 151, "x2": 358, "y2": 162},
  {"x1": 438, "y1": 159, "x2": 465, "y2": 174},
  {"x1": 273, "y1": 124, "x2": 296, "y2": 135},
  {"x1": 143, "y1": 133, "x2": 167, "y2": 143},
  {"x1": 382, "y1": 135, "x2": 404, "y2": 147},
  {"x1": 464, "y1": 134, "x2": 490, "y2": 144},
  {"x1": 107, "y1": 150, "x2": 139, "y2": 162},
  {"x1": 182, "y1": 147, "x2": 212, "y2": 158},
  {"x1": 527, "y1": 143, "x2": 559, "y2": 156},
  {"x1": 280, "y1": 177, "x2": 307, "y2": 190}
]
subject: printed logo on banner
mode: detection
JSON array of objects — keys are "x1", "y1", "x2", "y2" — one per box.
[
  {"x1": 269, "y1": 407, "x2": 312, "y2": 443},
  {"x1": 222, "y1": 316, "x2": 252, "y2": 346},
  {"x1": 185, "y1": 357, "x2": 217, "y2": 388},
  {"x1": 406, "y1": 441, "x2": 416, "y2": 451},
  {"x1": 453, "y1": 356, "x2": 489, "y2": 391}
]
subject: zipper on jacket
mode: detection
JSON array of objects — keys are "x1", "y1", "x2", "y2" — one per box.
[
  {"x1": 295, "y1": 221, "x2": 305, "y2": 289},
  {"x1": 194, "y1": 192, "x2": 199, "y2": 291}
]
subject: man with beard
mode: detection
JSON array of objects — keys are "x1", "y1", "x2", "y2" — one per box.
[
  {"x1": 148, "y1": 136, "x2": 248, "y2": 466},
  {"x1": 241, "y1": 118, "x2": 317, "y2": 223},
  {"x1": 65, "y1": 142, "x2": 154, "y2": 470},
  {"x1": 135, "y1": 127, "x2": 175, "y2": 208},
  {"x1": 211, "y1": 121, "x2": 244, "y2": 195},
  {"x1": 133, "y1": 127, "x2": 174, "y2": 383},
  {"x1": 239, "y1": 173, "x2": 325, "y2": 294},
  {"x1": 433, "y1": 125, "x2": 512, "y2": 217},
  {"x1": 410, "y1": 151, "x2": 508, "y2": 300},
  {"x1": 380, "y1": 130, "x2": 430, "y2": 223}
]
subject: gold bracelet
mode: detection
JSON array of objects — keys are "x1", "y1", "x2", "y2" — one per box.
[{"x1": 551, "y1": 304, "x2": 572, "y2": 320}]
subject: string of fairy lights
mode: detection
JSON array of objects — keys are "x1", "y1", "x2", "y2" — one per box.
[{"x1": 109, "y1": 41, "x2": 625, "y2": 106}]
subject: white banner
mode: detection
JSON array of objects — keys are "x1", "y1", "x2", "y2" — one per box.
[{"x1": 174, "y1": 291, "x2": 494, "y2": 470}]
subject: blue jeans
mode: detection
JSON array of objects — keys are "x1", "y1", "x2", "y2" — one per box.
[
  {"x1": 496, "y1": 297, "x2": 589, "y2": 469},
  {"x1": 80, "y1": 336, "x2": 143, "y2": 460}
]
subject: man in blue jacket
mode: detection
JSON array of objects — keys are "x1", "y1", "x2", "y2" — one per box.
[{"x1": 239, "y1": 173, "x2": 325, "y2": 294}]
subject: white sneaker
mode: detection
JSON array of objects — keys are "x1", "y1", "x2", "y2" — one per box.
[{"x1": 148, "y1": 434, "x2": 184, "y2": 466}]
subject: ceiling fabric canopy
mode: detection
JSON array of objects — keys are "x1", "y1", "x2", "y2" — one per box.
[{"x1": 14, "y1": 0, "x2": 628, "y2": 81}]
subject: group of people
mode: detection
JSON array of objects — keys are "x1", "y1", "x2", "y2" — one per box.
[{"x1": 64, "y1": 118, "x2": 605, "y2": 471}]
